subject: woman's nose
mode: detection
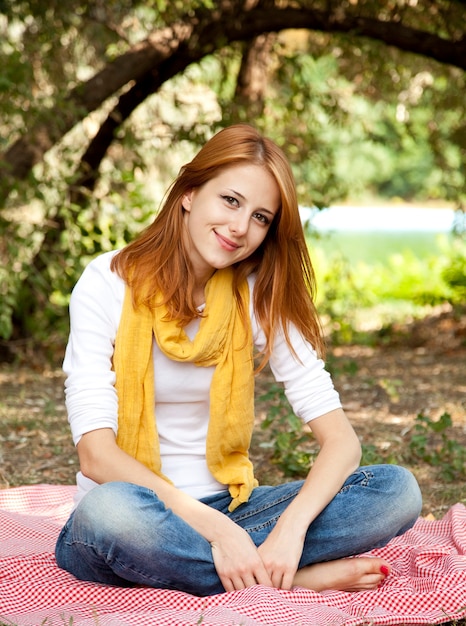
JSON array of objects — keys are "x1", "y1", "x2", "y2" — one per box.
[{"x1": 229, "y1": 213, "x2": 249, "y2": 236}]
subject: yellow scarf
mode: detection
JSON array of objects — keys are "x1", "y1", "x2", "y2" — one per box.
[{"x1": 113, "y1": 268, "x2": 257, "y2": 512}]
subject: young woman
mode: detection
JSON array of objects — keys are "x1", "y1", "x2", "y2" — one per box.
[{"x1": 55, "y1": 124, "x2": 422, "y2": 597}]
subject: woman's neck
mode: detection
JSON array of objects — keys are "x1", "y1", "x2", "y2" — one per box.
[{"x1": 192, "y1": 270, "x2": 216, "y2": 308}]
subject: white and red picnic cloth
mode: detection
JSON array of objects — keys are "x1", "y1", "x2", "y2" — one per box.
[{"x1": 0, "y1": 485, "x2": 465, "y2": 626}]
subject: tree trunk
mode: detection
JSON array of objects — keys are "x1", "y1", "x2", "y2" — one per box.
[{"x1": 235, "y1": 33, "x2": 277, "y2": 108}]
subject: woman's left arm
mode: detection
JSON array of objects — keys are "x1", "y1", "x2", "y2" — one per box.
[
  {"x1": 251, "y1": 297, "x2": 361, "y2": 588},
  {"x1": 259, "y1": 409, "x2": 361, "y2": 589},
  {"x1": 257, "y1": 407, "x2": 361, "y2": 589}
]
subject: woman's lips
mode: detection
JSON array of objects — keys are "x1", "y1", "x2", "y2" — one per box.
[{"x1": 214, "y1": 231, "x2": 240, "y2": 251}]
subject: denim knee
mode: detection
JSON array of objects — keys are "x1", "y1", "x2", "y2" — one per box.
[
  {"x1": 54, "y1": 482, "x2": 146, "y2": 586},
  {"x1": 384, "y1": 464, "x2": 423, "y2": 531},
  {"x1": 72, "y1": 482, "x2": 145, "y2": 542},
  {"x1": 298, "y1": 464, "x2": 422, "y2": 566},
  {"x1": 56, "y1": 481, "x2": 224, "y2": 595},
  {"x1": 356, "y1": 464, "x2": 422, "y2": 537}
]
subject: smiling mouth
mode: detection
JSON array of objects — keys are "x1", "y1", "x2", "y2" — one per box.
[{"x1": 214, "y1": 231, "x2": 240, "y2": 251}]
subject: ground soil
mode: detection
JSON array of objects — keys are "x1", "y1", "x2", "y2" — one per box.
[{"x1": 0, "y1": 306, "x2": 465, "y2": 518}]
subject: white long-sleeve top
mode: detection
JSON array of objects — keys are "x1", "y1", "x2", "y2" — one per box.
[{"x1": 64, "y1": 251, "x2": 342, "y2": 504}]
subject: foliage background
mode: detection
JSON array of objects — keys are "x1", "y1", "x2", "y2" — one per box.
[
  {"x1": 0, "y1": 0, "x2": 465, "y2": 358},
  {"x1": 0, "y1": 10, "x2": 465, "y2": 620}
]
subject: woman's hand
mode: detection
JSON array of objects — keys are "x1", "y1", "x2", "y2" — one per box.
[
  {"x1": 77, "y1": 428, "x2": 272, "y2": 593},
  {"x1": 257, "y1": 522, "x2": 304, "y2": 590},
  {"x1": 210, "y1": 520, "x2": 273, "y2": 592},
  {"x1": 256, "y1": 408, "x2": 362, "y2": 590}
]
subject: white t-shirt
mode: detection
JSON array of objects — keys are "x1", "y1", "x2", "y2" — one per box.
[{"x1": 64, "y1": 251, "x2": 342, "y2": 504}]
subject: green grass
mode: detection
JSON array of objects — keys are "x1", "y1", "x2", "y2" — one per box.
[
  {"x1": 305, "y1": 229, "x2": 465, "y2": 344},
  {"x1": 309, "y1": 230, "x2": 450, "y2": 265}
]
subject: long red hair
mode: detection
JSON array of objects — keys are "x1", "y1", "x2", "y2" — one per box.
[{"x1": 111, "y1": 124, "x2": 325, "y2": 364}]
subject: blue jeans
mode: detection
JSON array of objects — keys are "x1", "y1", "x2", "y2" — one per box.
[{"x1": 55, "y1": 464, "x2": 421, "y2": 596}]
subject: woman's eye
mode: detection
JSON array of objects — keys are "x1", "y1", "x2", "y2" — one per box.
[
  {"x1": 253, "y1": 212, "x2": 270, "y2": 225},
  {"x1": 222, "y1": 195, "x2": 239, "y2": 207}
]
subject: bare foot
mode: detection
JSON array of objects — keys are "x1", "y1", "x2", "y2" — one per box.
[{"x1": 293, "y1": 557, "x2": 391, "y2": 592}]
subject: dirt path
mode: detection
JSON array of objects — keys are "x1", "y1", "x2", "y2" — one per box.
[{"x1": 325, "y1": 342, "x2": 465, "y2": 516}]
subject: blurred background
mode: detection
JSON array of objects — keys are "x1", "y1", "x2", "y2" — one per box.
[
  {"x1": 0, "y1": 0, "x2": 465, "y2": 360},
  {"x1": 0, "y1": 0, "x2": 465, "y2": 516}
]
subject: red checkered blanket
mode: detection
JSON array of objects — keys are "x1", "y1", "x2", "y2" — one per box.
[{"x1": 0, "y1": 485, "x2": 465, "y2": 626}]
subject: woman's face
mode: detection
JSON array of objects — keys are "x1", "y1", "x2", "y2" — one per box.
[{"x1": 182, "y1": 163, "x2": 280, "y2": 284}]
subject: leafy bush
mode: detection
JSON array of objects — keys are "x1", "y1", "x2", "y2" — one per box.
[
  {"x1": 442, "y1": 238, "x2": 466, "y2": 302},
  {"x1": 312, "y1": 231, "x2": 466, "y2": 344},
  {"x1": 259, "y1": 384, "x2": 317, "y2": 477},
  {"x1": 258, "y1": 385, "x2": 466, "y2": 483},
  {"x1": 408, "y1": 412, "x2": 466, "y2": 482},
  {"x1": 259, "y1": 383, "x2": 393, "y2": 476},
  {"x1": 0, "y1": 170, "x2": 155, "y2": 352}
]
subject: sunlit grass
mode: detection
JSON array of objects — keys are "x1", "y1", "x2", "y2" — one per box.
[{"x1": 307, "y1": 230, "x2": 465, "y2": 342}]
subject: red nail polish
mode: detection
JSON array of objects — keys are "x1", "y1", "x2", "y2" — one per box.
[{"x1": 380, "y1": 565, "x2": 390, "y2": 576}]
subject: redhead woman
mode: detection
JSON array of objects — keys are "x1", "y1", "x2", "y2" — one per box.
[{"x1": 55, "y1": 124, "x2": 422, "y2": 596}]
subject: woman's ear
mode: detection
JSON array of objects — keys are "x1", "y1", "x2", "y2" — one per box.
[{"x1": 181, "y1": 190, "x2": 193, "y2": 212}]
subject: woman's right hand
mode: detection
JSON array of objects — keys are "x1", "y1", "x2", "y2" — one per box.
[{"x1": 210, "y1": 520, "x2": 273, "y2": 592}]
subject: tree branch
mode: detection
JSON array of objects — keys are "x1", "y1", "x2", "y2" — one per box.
[
  {"x1": 72, "y1": 31, "x2": 279, "y2": 201},
  {"x1": 1, "y1": 1, "x2": 464, "y2": 204},
  {"x1": 69, "y1": 47, "x2": 197, "y2": 203}
]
